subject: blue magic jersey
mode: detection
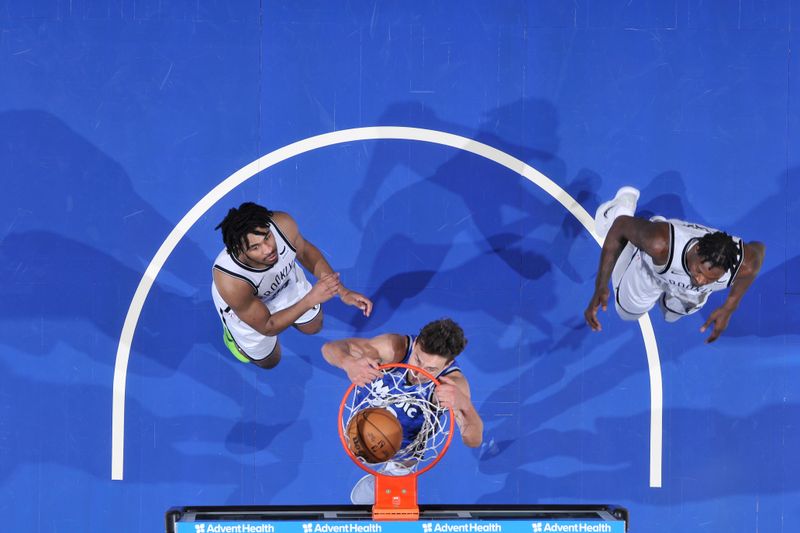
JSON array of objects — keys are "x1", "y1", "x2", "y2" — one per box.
[{"x1": 352, "y1": 336, "x2": 461, "y2": 458}]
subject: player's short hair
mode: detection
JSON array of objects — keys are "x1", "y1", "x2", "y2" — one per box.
[
  {"x1": 215, "y1": 202, "x2": 274, "y2": 257},
  {"x1": 696, "y1": 231, "x2": 740, "y2": 272},
  {"x1": 416, "y1": 318, "x2": 467, "y2": 361}
]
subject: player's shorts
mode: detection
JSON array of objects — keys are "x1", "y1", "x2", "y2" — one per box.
[
  {"x1": 218, "y1": 303, "x2": 321, "y2": 361},
  {"x1": 212, "y1": 270, "x2": 321, "y2": 361},
  {"x1": 612, "y1": 243, "x2": 706, "y2": 323}
]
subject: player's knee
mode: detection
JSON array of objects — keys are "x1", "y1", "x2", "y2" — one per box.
[
  {"x1": 254, "y1": 344, "x2": 282, "y2": 369},
  {"x1": 298, "y1": 314, "x2": 323, "y2": 335},
  {"x1": 306, "y1": 317, "x2": 323, "y2": 334}
]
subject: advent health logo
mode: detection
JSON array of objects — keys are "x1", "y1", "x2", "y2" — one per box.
[
  {"x1": 531, "y1": 524, "x2": 612, "y2": 533},
  {"x1": 302, "y1": 523, "x2": 381, "y2": 533},
  {"x1": 420, "y1": 523, "x2": 502, "y2": 532}
]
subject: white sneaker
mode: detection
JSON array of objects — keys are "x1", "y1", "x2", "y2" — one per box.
[
  {"x1": 382, "y1": 460, "x2": 413, "y2": 476},
  {"x1": 350, "y1": 474, "x2": 375, "y2": 505},
  {"x1": 594, "y1": 186, "x2": 640, "y2": 239}
]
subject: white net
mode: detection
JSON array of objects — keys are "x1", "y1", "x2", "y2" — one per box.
[{"x1": 341, "y1": 364, "x2": 451, "y2": 474}]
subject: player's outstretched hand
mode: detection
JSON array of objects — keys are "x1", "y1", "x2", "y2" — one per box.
[
  {"x1": 309, "y1": 272, "x2": 341, "y2": 305},
  {"x1": 343, "y1": 357, "x2": 382, "y2": 387},
  {"x1": 700, "y1": 306, "x2": 733, "y2": 344},
  {"x1": 340, "y1": 289, "x2": 373, "y2": 317},
  {"x1": 585, "y1": 286, "x2": 610, "y2": 331},
  {"x1": 435, "y1": 376, "x2": 467, "y2": 412}
]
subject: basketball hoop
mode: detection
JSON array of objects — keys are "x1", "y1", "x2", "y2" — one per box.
[{"x1": 338, "y1": 363, "x2": 455, "y2": 521}]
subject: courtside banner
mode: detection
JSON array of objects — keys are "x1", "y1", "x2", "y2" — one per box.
[{"x1": 177, "y1": 519, "x2": 626, "y2": 533}]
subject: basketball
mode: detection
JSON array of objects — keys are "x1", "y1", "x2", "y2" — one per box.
[{"x1": 346, "y1": 407, "x2": 403, "y2": 463}]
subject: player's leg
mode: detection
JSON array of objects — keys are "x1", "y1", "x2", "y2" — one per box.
[
  {"x1": 349, "y1": 461, "x2": 414, "y2": 505},
  {"x1": 612, "y1": 242, "x2": 662, "y2": 321},
  {"x1": 294, "y1": 304, "x2": 323, "y2": 335},
  {"x1": 222, "y1": 323, "x2": 252, "y2": 363},
  {"x1": 594, "y1": 186, "x2": 640, "y2": 239},
  {"x1": 252, "y1": 340, "x2": 282, "y2": 369},
  {"x1": 350, "y1": 474, "x2": 375, "y2": 505},
  {"x1": 220, "y1": 314, "x2": 283, "y2": 369}
]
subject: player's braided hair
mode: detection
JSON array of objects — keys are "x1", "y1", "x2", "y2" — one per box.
[
  {"x1": 416, "y1": 318, "x2": 467, "y2": 361},
  {"x1": 215, "y1": 202, "x2": 274, "y2": 257},
  {"x1": 696, "y1": 231, "x2": 740, "y2": 272}
]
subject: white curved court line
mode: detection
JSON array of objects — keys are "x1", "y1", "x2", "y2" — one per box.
[{"x1": 111, "y1": 126, "x2": 663, "y2": 487}]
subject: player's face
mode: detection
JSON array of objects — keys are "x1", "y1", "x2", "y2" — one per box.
[
  {"x1": 241, "y1": 227, "x2": 278, "y2": 267},
  {"x1": 687, "y1": 252, "x2": 726, "y2": 287},
  {"x1": 408, "y1": 343, "x2": 452, "y2": 384}
]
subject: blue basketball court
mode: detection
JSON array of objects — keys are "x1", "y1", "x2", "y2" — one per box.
[{"x1": 0, "y1": 1, "x2": 798, "y2": 532}]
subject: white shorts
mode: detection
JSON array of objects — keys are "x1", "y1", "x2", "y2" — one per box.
[
  {"x1": 612, "y1": 243, "x2": 707, "y2": 323},
  {"x1": 212, "y1": 271, "x2": 321, "y2": 361}
]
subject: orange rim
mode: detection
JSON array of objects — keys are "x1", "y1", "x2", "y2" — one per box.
[{"x1": 338, "y1": 362, "x2": 455, "y2": 477}]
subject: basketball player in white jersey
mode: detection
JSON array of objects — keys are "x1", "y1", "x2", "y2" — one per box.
[
  {"x1": 322, "y1": 318, "x2": 483, "y2": 503},
  {"x1": 212, "y1": 202, "x2": 373, "y2": 369},
  {"x1": 585, "y1": 187, "x2": 765, "y2": 343}
]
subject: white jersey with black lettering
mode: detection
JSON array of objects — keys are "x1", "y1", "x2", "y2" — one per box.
[
  {"x1": 613, "y1": 217, "x2": 744, "y2": 320},
  {"x1": 643, "y1": 218, "x2": 743, "y2": 308},
  {"x1": 211, "y1": 218, "x2": 317, "y2": 359}
]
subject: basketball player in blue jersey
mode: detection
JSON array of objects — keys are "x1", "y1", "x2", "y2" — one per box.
[
  {"x1": 585, "y1": 187, "x2": 765, "y2": 343},
  {"x1": 212, "y1": 202, "x2": 373, "y2": 369},
  {"x1": 322, "y1": 318, "x2": 483, "y2": 503}
]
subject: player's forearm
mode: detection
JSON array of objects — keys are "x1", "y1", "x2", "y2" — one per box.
[
  {"x1": 594, "y1": 218, "x2": 634, "y2": 290},
  {"x1": 258, "y1": 295, "x2": 317, "y2": 336},
  {"x1": 455, "y1": 404, "x2": 484, "y2": 448},
  {"x1": 298, "y1": 242, "x2": 358, "y2": 300},
  {"x1": 595, "y1": 228, "x2": 627, "y2": 290},
  {"x1": 298, "y1": 241, "x2": 335, "y2": 279},
  {"x1": 721, "y1": 276, "x2": 757, "y2": 312}
]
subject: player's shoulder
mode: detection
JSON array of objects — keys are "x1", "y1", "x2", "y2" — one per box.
[
  {"x1": 270, "y1": 210, "x2": 295, "y2": 227},
  {"x1": 358, "y1": 333, "x2": 408, "y2": 364},
  {"x1": 622, "y1": 216, "x2": 671, "y2": 260},
  {"x1": 212, "y1": 267, "x2": 256, "y2": 302},
  {"x1": 739, "y1": 240, "x2": 766, "y2": 276},
  {"x1": 375, "y1": 333, "x2": 409, "y2": 351},
  {"x1": 616, "y1": 215, "x2": 670, "y2": 238},
  {"x1": 271, "y1": 211, "x2": 302, "y2": 240}
]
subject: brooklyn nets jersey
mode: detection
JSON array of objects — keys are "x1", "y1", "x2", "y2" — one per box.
[
  {"x1": 211, "y1": 218, "x2": 312, "y2": 320},
  {"x1": 641, "y1": 218, "x2": 744, "y2": 310}
]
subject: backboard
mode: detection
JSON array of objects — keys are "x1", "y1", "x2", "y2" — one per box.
[{"x1": 165, "y1": 504, "x2": 629, "y2": 533}]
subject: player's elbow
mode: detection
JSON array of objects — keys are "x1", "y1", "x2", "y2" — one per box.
[
  {"x1": 321, "y1": 341, "x2": 335, "y2": 359},
  {"x1": 321, "y1": 340, "x2": 346, "y2": 364},
  {"x1": 259, "y1": 321, "x2": 284, "y2": 337}
]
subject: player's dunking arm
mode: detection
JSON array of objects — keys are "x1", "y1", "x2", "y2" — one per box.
[
  {"x1": 213, "y1": 268, "x2": 339, "y2": 337},
  {"x1": 273, "y1": 211, "x2": 373, "y2": 317},
  {"x1": 585, "y1": 216, "x2": 670, "y2": 331},
  {"x1": 435, "y1": 373, "x2": 484, "y2": 448},
  {"x1": 321, "y1": 334, "x2": 407, "y2": 386},
  {"x1": 700, "y1": 240, "x2": 766, "y2": 343}
]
